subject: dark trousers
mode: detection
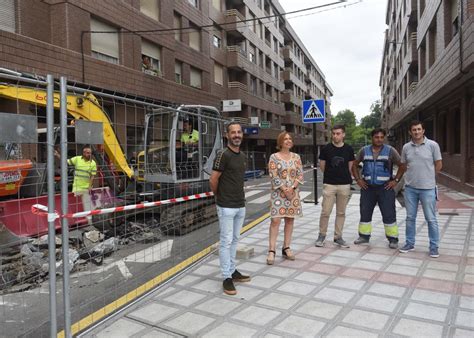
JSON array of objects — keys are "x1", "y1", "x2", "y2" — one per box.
[{"x1": 359, "y1": 185, "x2": 398, "y2": 242}]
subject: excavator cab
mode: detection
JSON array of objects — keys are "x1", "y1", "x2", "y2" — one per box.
[{"x1": 142, "y1": 105, "x2": 222, "y2": 184}]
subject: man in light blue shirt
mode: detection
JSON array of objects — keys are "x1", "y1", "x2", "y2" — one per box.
[{"x1": 399, "y1": 120, "x2": 443, "y2": 258}]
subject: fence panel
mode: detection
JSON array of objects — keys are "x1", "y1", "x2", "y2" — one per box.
[{"x1": 0, "y1": 71, "x2": 225, "y2": 336}]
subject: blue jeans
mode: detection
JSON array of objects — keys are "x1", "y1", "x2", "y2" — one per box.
[
  {"x1": 404, "y1": 185, "x2": 439, "y2": 249},
  {"x1": 216, "y1": 206, "x2": 246, "y2": 279}
]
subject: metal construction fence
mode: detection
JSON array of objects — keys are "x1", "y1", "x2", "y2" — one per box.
[{"x1": 0, "y1": 69, "x2": 244, "y2": 337}]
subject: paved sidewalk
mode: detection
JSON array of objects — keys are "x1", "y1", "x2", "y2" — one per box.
[{"x1": 85, "y1": 187, "x2": 474, "y2": 337}]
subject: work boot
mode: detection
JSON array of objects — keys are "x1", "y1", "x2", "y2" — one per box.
[
  {"x1": 315, "y1": 234, "x2": 326, "y2": 247},
  {"x1": 354, "y1": 236, "x2": 370, "y2": 245},
  {"x1": 388, "y1": 241, "x2": 398, "y2": 249}
]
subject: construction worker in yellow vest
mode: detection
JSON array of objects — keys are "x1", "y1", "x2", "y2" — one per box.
[
  {"x1": 180, "y1": 120, "x2": 199, "y2": 145},
  {"x1": 56, "y1": 146, "x2": 97, "y2": 224}
]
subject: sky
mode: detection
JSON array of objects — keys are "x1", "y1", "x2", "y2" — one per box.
[{"x1": 278, "y1": 0, "x2": 388, "y2": 121}]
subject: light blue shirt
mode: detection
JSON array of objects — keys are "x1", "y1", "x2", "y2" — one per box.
[{"x1": 401, "y1": 137, "x2": 442, "y2": 189}]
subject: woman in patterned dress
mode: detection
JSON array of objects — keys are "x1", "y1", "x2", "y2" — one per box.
[{"x1": 266, "y1": 132, "x2": 304, "y2": 265}]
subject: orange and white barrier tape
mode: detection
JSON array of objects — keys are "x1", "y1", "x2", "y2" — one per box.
[{"x1": 32, "y1": 192, "x2": 214, "y2": 220}]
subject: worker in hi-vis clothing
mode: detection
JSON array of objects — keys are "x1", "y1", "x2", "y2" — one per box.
[
  {"x1": 56, "y1": 146, "x2": 97, "y2": 224},
  {"x1": 351, "y1": 128, "x2": 405, "y2": 249},
  {"x1": 180, "y1": 119, "x2": 199, "y2": 145}
]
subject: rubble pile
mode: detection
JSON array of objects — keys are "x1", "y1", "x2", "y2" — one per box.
[{"x1": 0, "y1": 220, "x2": 162, "y2": 294}]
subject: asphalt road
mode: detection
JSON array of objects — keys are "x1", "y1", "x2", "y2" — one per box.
[{"x1": 0, "y1": 169, "x2": 323, "y2": 337}]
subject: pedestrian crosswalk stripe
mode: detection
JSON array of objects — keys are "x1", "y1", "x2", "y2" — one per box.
[
  {"x1": 245, "y1": 190, "x2": 264, "y2": 198},
  {"x1": 249, "y1": 194, "x2": 270, "y2": 204},
  {"x1": 299, "y1": 191, "x2": 312, "y2": 200}
]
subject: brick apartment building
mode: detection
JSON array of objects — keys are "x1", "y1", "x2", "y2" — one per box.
[
  {"x1": 0, "y1": 0, "x2": 332, "y2": 163},
  {"x1": 380, "y1": 0, "x2": 474, "y2": 194}
]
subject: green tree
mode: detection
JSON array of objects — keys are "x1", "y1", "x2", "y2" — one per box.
[{"x1": 360, "y1": 100, "x2": 382, "y2": 130}]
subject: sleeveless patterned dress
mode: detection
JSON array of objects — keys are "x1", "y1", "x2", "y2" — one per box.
[{"x1": 268, "y1": 152, "x2": 304, "y2": 218}]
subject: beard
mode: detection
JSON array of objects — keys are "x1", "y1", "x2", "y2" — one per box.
[{"x1": 229, "y1": 137, "x2": 242, "y2": 147}]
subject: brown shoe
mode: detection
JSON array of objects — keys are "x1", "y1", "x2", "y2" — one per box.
[
  {"x1": 223, "y1": 278, "x2": 237, "y2": 295},
  {"x1": 282, "y1": 247, "x2": 295, "y2": 260},
  {"x1": 266, "y1": 250, "x2": 276, "y2": 265},
  {"x1": 232, "y1": 269, "x2": 251, "y2": 282}
]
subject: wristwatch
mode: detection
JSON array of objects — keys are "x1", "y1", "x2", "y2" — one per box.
[{"x1": 394, "y1": 178, "x2": 400, "y2": 183}]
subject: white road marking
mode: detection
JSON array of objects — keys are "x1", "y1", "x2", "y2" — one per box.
[
  {"x1": 299, "y1": 191, "x2": 312, "y2": 200},
  {"x1": 245, "y1": 190, "x2": 264, "y2": 198},
  {"x1": 71, "y1": 239, "x2": 174, "y2": 279},
  {"x1": 249, "y1": 194, "x2": 271, "y2": 204}
]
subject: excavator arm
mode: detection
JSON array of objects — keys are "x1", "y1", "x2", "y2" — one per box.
[{"x1": 0, "y1": 84, "x2": 134, "y2": 179}]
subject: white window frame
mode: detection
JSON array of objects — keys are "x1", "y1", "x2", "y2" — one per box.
[{"x1": 187, "y1": 0, "x2": 198, "y2": 8}]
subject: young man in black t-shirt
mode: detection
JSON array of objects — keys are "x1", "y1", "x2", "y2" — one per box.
[
  {"x1": 210, "y1": 122, "x2": 250, "y2": 296},
  {"x1": 315, "y1": 125, "x2": 355, "y2": 248}
]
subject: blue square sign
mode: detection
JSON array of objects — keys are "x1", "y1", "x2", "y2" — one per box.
[{"x1": 302, "y1": 99, "x2": 325, "y2": 123}]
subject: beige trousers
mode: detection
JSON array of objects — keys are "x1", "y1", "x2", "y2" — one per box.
[{"x1": 319, "y1": 184, "x2": 351, "y2": 239}]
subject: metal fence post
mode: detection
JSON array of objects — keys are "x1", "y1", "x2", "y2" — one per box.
[
  {"x1": 60, "y1": 76, "x2": 72, "y2": 338},
  {"x1": 46, "y1": 74, "x2": 57, "y2": 337}
]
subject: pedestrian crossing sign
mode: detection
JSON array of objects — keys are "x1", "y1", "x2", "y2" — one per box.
[{"x1": 302, "y1": 99, "x2": 325, "y2": 123}]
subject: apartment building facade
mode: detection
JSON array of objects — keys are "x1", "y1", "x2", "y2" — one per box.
[
  {"x1": 380, "y1": 0, "x2": 474, "y2": 194},
  {"x1": 0, "y1": 0, "x2": 332, "y2": 162}
]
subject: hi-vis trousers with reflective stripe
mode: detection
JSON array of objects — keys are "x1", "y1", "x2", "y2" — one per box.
[{"x1": 358, "y1": 184, "x2": 398, "y2": 242}]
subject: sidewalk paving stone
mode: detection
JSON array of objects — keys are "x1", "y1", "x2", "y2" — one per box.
[{"x1": 86, "y1": 186, "x2": 474, "y2": 338}]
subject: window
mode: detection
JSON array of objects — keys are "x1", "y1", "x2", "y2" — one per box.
[
  {"x1": 190, "y1": 67, "x2": 202, "y2": 88},
  {"x1": 140, "y1": 0, "x2": 159, "y2": 21},
  {"x1": 141, "y1": 39, "x2": 161, "y2": 76},
  {"x1": 250, "y1": 77, "x2": 257, "y2": 95},
  {"x1": 249, "y1": 11, "x2": 256, "y2": 32},
  {"x1": 90, "y1": 18, "x2": 119, "y2": 64},
  {"x1": 249, "y1": 44, "x2": 256, "y2": 63},
  {"x1": 189, "y1": 23, "x2": 201, "y2": 51},
  {"x1": 211, "y1": 0, "x2": 221, "y2": 11},
  {"x1": 0, "y1": 0, "x2": 15, "y2": 32},
  {"x1": 187, "y1": 0, "x2": 198, "y2": 8},
  {"x1": 173, "y1": 13, "x2": 182, "y2": 41},
  {"x1": 212, "y1": 26, "x2": 222, "y2": 47},
  {"x1": 175, "y1": 61, "x2": 182, "y2": 84},
  {"x1": 214, "y1": 63, "x2": 223, "y2": 85},
  {"x1": 213, "y1": 35, "x2": 222, "y2": 48}
]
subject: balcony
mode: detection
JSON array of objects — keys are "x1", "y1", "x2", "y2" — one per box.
[
  {"x1": 284, "y1": 112, "x2": 303, "y2": 126},
  {"x1": 304, "y1": 73, "x2": 311, "y2": 83},
  {"x1": 281, "y1": 68, "x2": 297, "y2": 82},
  {"x1": 228, "y1": 81, "x2": 248, "y2": 91},
  {"x1": 224, "y1": 10, "x2": 246, "y2": 36},
  {"x1": 281, "y1": 90, "x2": 298, "y2": 104},
  {"x1": 227, "y1": 45, "x2": 248, "y2": 70},
  {"x1": 282, "y1": 47, "x2": 295, "y2": 62}
]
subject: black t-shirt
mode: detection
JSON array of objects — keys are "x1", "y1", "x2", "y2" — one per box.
[
  {"x1": 212, "y1": 147, "x2": 246, "y2": 208},
  {"x1": 319, "y1": 143, "x2": 355, "y2": 184}
]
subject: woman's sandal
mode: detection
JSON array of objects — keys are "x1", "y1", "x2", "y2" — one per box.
[
  {"x1": 266, "y1": 250, "x2": 276, "y2": 265},
  {"x1": 282, "y1": 247, "x2": 295, "y2": 261}
]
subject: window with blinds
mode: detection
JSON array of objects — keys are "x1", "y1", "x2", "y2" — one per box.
[
  {"x1": 90, "y1": 18, "x2": 119, "y2": 64},
  {"x1": 140, "y1": 0, "x2": 159, "y2": 21},
  {"x1": 211, "y1": 0, "x2": 221, "y2": 11},
  {"x1": 175, "y1": 61, "x2": 183, "y2": 84},
  {"x1": 190, "y1": 67, "x2": 202, "y2": 88},
  {"x1": 0, "y1": 0, "x2": 15, "y2": 33},
  {"x1": 141, "y1": 39, "x2": 161, "y2": 76},
  {"x1": 214, "y1": 63, "x2": 223, "y2": 85},
  {"x1": 174, "y1": 13, "x2": 182, "y2": 41},
  {"x1": 189, "y1": 23, "x2": 201, "y2": 51}
]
